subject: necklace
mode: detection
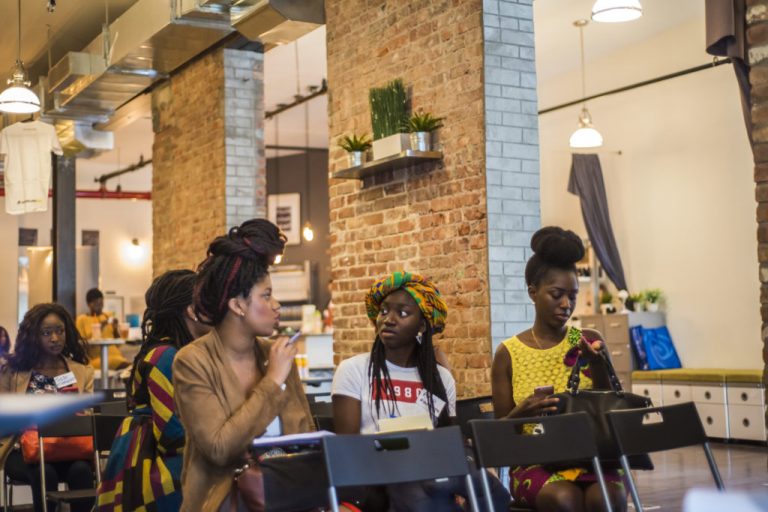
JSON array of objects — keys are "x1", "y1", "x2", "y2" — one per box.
[{"x1": 530, "y1": 329, "x2": 544, "y2": 350}]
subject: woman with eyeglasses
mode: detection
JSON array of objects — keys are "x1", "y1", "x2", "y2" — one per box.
[{"x1": 0, "y1": 303, "x2": 95, "y2": 512}]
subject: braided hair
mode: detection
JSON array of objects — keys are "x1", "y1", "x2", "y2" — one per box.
[
  {"x1": 194, "y1": 219, "x2": 286, "y2": 326},
  {"x1": 8, "y1": 303, "x2": 88, "y2": 371},
  {"x1": 128, "y1": 269, "x2": 197, "y2": 394},
  {"x1": 368, "y1": 327, "x2": 450, "y2": 427},
  {"x1": 524, "y1": 226, "x2": 585, "y2": 286}
]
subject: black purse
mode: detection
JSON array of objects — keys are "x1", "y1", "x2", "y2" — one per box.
[{"x1": 549, "y1": 348, "x2": 654, "y2": 470}]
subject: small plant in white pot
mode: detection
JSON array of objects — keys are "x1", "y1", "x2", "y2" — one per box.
[
  {"x1": 629, "y1": 292, "x2": 645, "y2": 312},
  {"x1": 339, "y1": 133, "x2": 372, "y2": 167},
  {"x1": 369, "y1": 79, "x2": 409, "y2": 159},
  {"x1": 406, "y1": 111, "x2": 443, "y2": 152},
  {"x1": 644, "y1": 289, "x2": 663, "y2": 312}
]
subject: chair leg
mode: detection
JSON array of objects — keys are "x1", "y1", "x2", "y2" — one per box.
[
  {"x1": 465, "y1": 473, "x2": 480, "y2": 512},
  {"x1": 591, "y1": 456, "x2": 613, "y2": 512},
  {"x1": 328, "y1": 486, "x2": 340, "y2": 512},
  {"x1": 39, "y1": 440, "x2": 48, "y2": 512},
  {"x1": 619, "y1": 455, "x2": 642, "y2": 512},
  {"x1": 702, "y1": 443, "x2": 725, "y2": 490},
  {"x1": 479, "y1": 469, "x2": 495, "y2": 512}
]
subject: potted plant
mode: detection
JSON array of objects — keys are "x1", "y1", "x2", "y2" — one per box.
[
  {"x1": 369, "y1": 79, "x2": 409, "y2": 160},
  {"x1": 406, "y1": 111, "x2": 443, "y2": 152},
  {"x1": 629, "y1": 292, "x2": 645, "y2": 312},
  {"x1": 644, "y1": 289, "x2": 663, "y2": 312},
  {"x1": 338, "y1": 133, "x2": 372, "y2": 167},
  {"x1": 599, "y1": 290, "x2": 614, "y2": 315}
]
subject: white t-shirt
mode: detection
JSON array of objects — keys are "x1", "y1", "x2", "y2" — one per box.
[
  {"x1": 332, "y1": 353, "x2": 457, "y2": 434},
  {"x1": 0, "y1": 120, "x2": 63, "y2": 215}
]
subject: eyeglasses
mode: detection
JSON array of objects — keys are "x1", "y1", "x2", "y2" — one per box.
[{"x1": 40, "y1": 326, "x2": 65, "y2": 338}]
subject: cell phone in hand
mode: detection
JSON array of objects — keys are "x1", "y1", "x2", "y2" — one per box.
[
  {"x1": 286, "y1": 331, "x2": 302, "y2": 345},
  {"x1": 533, "y1": 385, "x2": 554, "y2": 397}
]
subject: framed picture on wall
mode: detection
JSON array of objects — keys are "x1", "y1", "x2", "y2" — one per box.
[{"x1": 267, "y1": 193, "x2": 301, "y2": 245}]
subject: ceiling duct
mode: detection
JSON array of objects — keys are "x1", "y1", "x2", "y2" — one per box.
[{"x1": 39, "y1": 0, "x2": 323, "y2": 155}]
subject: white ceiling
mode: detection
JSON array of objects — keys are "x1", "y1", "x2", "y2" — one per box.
[
  {"x1": 534, "y1": 0, "x2": 704, "y2": 82},
  {"x1": 1, "y1": 1, "x2": 707, "y2": 188}
]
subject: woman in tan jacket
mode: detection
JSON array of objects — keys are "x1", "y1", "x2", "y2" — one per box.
[
  {"x1": 173, "y1": 219, "x2": 315, "y2": 512},
  {"x1": 0, "y1": 303, "x2": 95, "y2": 512}
]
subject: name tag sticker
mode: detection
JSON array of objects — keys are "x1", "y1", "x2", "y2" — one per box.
[
  {"x1": 54, "y1": 372, "x2": 77, "y2": 389},
  {"x1": 415, "y1": 389, "x2": 447, "y2": 417}
]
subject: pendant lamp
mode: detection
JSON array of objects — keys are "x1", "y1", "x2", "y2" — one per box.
[
  {"x1": 0, "y1": 0, "x2": 41, "y2": 114},
  {"x1": 591, "y1": 0, "x2": 643, "y2": 23},
  {"x1": 569, "y1": 20, "x2": 603, "y2": 149}
]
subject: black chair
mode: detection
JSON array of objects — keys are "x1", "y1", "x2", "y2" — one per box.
[
  {"x1": 456, "y1": 396, "x2": 495, "y2": 438},
  {"x1": 606, "y1": 402, "x2": 725, "y2": 512},
  {"x1": 91, "y1": 413, "x2": 128, "y2": 485},
  {"x1": 96, "y1": 400, "x2": 129, "y2": 416},
  {"x1": 309, "y1": 400, "x2": 335, "y2": 432},
  {"x1": 469, "y1": 412, "x2": 613, "y2": 512},
  {"x1": 37, "y1": 414, "x2": 97, "y2": 512},
  {"x1": 321, "y1": 426, "x2": 479, "y2": 512},
  {"x1": 1, "y1": 463, "x2": 28, "y2": 512}
]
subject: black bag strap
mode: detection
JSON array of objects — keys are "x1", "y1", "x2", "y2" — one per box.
[{"x1": 566, "y1": 345, "x2": 625, "y2": 396}]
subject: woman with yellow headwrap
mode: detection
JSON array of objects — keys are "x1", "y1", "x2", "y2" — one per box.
[{"x1": 332, "y1": 271, "x2": 510, "y2": 511}]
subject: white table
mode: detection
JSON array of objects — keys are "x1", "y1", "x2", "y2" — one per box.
[{"x1": 89, "y1": 338, "x2": 125, "y2": 389}]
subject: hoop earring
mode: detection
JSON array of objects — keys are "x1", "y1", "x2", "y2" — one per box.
[{"x1": 416, "y1": 332, "x2": 423, "y2": 345}]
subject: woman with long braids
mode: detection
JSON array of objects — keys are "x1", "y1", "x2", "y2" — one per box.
[
  {"x1": 332, "y1": 271, "x2": 510, "y2": 512},
  {"x1": 491, "y1": 227, "x2": 626, "y2": 512},
  {"x1": 172, "y1": 219, "x2": 317, "y2": 512},
  {"x1": 96, "y1": 269, "x2": 211, "y2": 511},
  {"x1": 0, "y1": 303, "x2": 95, "y2": 512}
]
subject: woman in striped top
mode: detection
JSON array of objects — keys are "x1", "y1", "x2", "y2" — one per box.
[{"x1": 96, "y1": 270, "x2": 211, "y2": 511}]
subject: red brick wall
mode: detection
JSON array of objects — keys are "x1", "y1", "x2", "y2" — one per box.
[
  {"x1": 152, "y1": 50, "x2": 227, "y2": 275},
  {"x1": 326, "y1": 0, "x2": 491, "y2": 397}
]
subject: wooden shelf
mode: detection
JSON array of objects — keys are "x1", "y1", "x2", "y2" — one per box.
[{"x1": 331, "y1": 150, "x2": 442, "y2": 180}]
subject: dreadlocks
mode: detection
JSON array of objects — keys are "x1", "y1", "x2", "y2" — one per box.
[
  {"x1": 368, "y1": 327, "x2": 451, "y2": 427},
  {"x1": 128, "y1": 269, "x2": 197, "y2": 393},
  {"x1": 8, "y1": 303, "x2": 88, "y2": 371},
  {"x1": 194, "y1": 219, "x2": 286, "y2": 326}
]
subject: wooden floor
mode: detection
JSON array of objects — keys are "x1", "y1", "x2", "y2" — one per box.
[{"x1": 630, "y1": 441, "x2": 768, "y2": 510}]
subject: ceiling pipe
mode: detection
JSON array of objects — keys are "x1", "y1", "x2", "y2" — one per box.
[{"x1": 0, "y1": 188, "x2": 151, "y2": 200}]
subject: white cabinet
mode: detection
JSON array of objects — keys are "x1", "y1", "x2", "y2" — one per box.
[
  {"x1": 726, "y1": 384, "x2": 766, "y2": 442},
  {"x1": 694, "y1": 402, "x2": 729, "y2": 439},
  {"x1": 632, "y1": 381, "x2": 663, "y2": 407},
  {"x1": 662, "y1": 382, "x2": 693, "y2": 405}
]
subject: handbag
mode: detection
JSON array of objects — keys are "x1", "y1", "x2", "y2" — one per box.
[
  {"x1": 549, "y1": 347, "x2": 654, "y2": 470},
  {"x1": 19, "y1": 428, "x2": 93, "y2": 464},
  {"x1": 220, "y1": 450, "x2": 327, "y2": 512}
]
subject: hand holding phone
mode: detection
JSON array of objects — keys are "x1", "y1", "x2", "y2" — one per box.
[{"x1": 533, "y1": 385, "x2": 554, "y2": 397}]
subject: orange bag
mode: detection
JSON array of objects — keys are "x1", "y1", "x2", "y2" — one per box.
[{"x1": 19, "y1": 428, "x2": 93, "y2": 464}]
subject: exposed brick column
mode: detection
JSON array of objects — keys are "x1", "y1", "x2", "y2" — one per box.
[
  {"x1": 747, "y1": 0, "x2": 768, "y2": 426},
  {"x1": 326, "y1": 0, "x2": 540, "y2": 397},
  {"x1": 152, "y1": 48, "x2": 265, "y2": 275}
]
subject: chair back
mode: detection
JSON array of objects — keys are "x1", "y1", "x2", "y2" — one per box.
[
  {"x1": 455, "y1": 396, "x2": 494, "y2": 438},
  {"x1": 310, "y1": 400, "x2": 334, "y2": 432},
  {"x1": 96, "y1": 400, "x2": 128, "y2": 415},
  {"x1": 322, "y1": 426, "x2": 470, "y2": 488},
  {"x1": 606, "y1": 402, "x2": 707, "y2": 456},
  {"x1": 470, "y1": 412, "x2": 599, "y2": 468},
  {"x1": 92, "y1": 414, "x2": 126, "y2": 453},
  {"x1": 38, "y1": 414, "x2": 93, "y2": 439}
]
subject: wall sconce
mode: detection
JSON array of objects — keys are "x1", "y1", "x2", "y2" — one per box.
[{"x1": 124, "y1": 238, "x2": 146, "y2": 264}]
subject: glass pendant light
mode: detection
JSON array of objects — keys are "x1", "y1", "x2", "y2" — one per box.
[
  {"x1": 0, "y1": 0, "x2": 41, "y2": 114},
  {"x1": 591, "y1": 0, "x2": 643, "y2": 23},
  {"x1": 570, "y1": 20, "x2": 603, "y2": 149}
]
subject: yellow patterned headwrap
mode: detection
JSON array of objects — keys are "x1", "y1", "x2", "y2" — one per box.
[{"x1": 365, "y1": 271, "x2": 448, "y2": 333}]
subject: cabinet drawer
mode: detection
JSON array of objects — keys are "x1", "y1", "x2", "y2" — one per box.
[
  {"x1": 580, "y1": 316, "x2": 603, "y2": 332},
  {"x1": 695, "y1": 402, "x2": 729, "y2": 439},
  {"x1": 662, "y1": 383, "x2": 692, "y2": 405},
  {"x1": 603, "y1": 316, "x2": 629, "y2": 345},
  {"x1": 632, "y1": 382, "x2": 662, "y2": 406},
  {"x1": 691, "y1": 384, "x2": 726, "y2": 405},
  {"x1": 726, "y1": 385, "x2": 764, "y2": 407},
  {"x1": 728, "y1": 404, "x2": 767, "y2": 441},
  {"x1": 606, "y1": 345, "x2": 632, "y2": 373}
]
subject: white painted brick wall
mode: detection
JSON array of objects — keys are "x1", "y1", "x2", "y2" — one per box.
[
  {"x1": 484, "y1": 0, "x2": 541, "y2": 352},
  {"x1": 223, "y1": 49, "x2": 266, "y2": 228}
]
